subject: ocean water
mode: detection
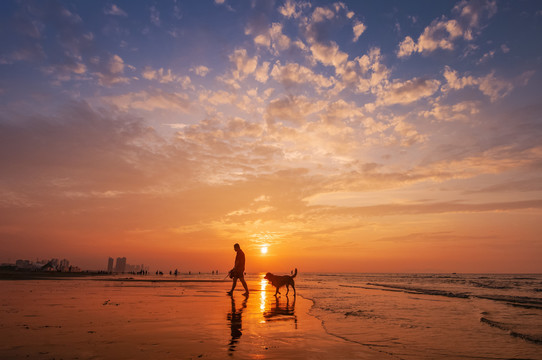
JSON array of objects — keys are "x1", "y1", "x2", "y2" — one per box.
[{"x1": 296, "y1": 273, "x2": 542, "y2": 360}]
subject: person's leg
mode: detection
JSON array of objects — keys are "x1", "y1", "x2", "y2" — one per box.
[
  {"x1": 240, "y1": 277, "x2": 249, "y2": 294},
  {"x1": 228, "y1": 277, "x2": 238, "y2": 294}
]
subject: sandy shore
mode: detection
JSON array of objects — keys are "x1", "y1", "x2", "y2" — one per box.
[{"x1": 0, "y1": 275, "x2": 395, "y2": 359}]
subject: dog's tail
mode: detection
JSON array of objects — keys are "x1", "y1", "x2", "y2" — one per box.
[{"x1": 291, "y1": 268, "x2": 297, "y2": 278}]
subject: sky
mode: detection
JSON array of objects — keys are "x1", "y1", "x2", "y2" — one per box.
[{"x1": 1, "y1": 0, "x2": 541, "y2": 273}]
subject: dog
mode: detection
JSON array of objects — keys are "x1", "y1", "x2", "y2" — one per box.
[{"x1": 264, "y1": 268, "x2": 297, "y2": 296}]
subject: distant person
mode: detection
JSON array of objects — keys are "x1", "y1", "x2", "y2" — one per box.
[{"x1": 227, "y1": 243, "x2": 249, "y2": 296}]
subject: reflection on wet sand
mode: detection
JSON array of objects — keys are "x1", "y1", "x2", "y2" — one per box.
[
  {"x1": 259, "y1": 274, "x2": 297, "y2": 328},
  {"x1": 227, "y1": 295, "x2": 247, "y2": 353},
  {"x1": 263, "y1": 295, "x2": 297, "y2": 328},
  {"x1": 226, "y1": 274, "x2": 299, "y2": 354}
]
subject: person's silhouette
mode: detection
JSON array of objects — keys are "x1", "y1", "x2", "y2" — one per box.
[{"x1": 227, "y1": 243, "x2": 249, "y2": 295}]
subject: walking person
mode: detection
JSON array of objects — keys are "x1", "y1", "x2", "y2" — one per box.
[{"x1": 227, "y1": 243, "x2": 249, "y2": 296}]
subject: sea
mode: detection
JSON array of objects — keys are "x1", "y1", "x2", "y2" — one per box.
[{"x1": 294, "y1": 273, "x2": 542, "y2": 360}]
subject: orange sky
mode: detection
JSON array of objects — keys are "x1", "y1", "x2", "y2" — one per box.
[{"x1": 1, "y1": 0, "x2": 541, "y2": 273}]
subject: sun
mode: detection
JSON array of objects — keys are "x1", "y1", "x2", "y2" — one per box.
[{"x1": 261, "y1": 246, "x2": 268, "y2": 254}]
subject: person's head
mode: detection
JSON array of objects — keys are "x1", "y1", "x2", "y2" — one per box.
[{"x1": 233, "y1": 243, "x2": 240, "y2": 251}]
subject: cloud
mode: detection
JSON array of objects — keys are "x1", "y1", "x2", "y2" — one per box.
[
  {"x1": 311, "y1": 6, "x2": 335, "y2": 23},
  {"x1": 352, "y1": 21, "x2": 366, "y2": 42},
  {"x1": 270, "y1": 61, "x2": 334, "y2": 89},
  {"x1": 95, "y1": 54, "x2": 130, "y2": 86},
  {"x1": 104, "y1": 89, "x2": 191, "y2": 112},
  {"x1": 141, "y1": 66, "x2": 192, "y2": 87},
  {"x1": 377, "y1": 77, "x2": 441, "y2": 106},
  {"x1": 104, "y1": 4, "x2": 127, "y2": 17},
  {"x1": 251, "y1": 23, "x2": 292, "y2": 56},
  {"x1": 150, "y1": 5, "x2": 160, "y2": 26},
  {"x1": 318, "y1": 99, "x2": 363, "y2": 126},
  {"x1": 0, "y1": 101, "x2": 180, "y2": 194},
  {"x1": 0, "y1": 43, "x2": 46, "y2": 64},
  {"x1": 335, "y1": 47, "x2": 390, "y2": 93},
  {"x1": 310, "y1": 42, "x2": 348, "y2": 68},
  {"x1": 397, "y1": 19, "x2": 462, "y2": 57},
  {"x1": 109, "y1": 54, "x2": 124, "y2": 74},
  {"x1": 278, "y1": 0, "x2": 309, "y2": 19},
  {"x1": 421, "y1": 101, "x2": 480, "y2": 122},
  {"x1": 476, "y1": 72, "x2": 514, "y2": 101},
  {"x1": 442, "y1": 66, "x2": 513, "y2": 101},
  {"x1": 254, "y1": 61, "x2": 271, "y2": 83},
  {"x1": 41, "y1": 62, "x2": 88, "y2": 84},
  {"x1": 398, "y1": 0, "x2": 497, "y2": 57},
  {"x1": 265, "y1": 95, "x2": 326, "y2": 127},
  {"x1": 229, "y1": 48, "x2": 258, "y2": 81},
  {"x1": 425, "y1": 145, "x2": 542, "y2": 180},
  {"x1": 198, "y1": 89, "x2": 237, "y2": 106},
  {"x1": 191, "y1": 65, "x2": 210, "y2": 77}
]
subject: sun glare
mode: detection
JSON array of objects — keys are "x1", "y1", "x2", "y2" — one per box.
[{"x1": 261, "y1": 246, "x2": 268, "y2": 254}]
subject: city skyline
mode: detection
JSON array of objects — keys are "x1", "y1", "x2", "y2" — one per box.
[{"x1": 1, "y1": 0, "x2": 541, "y2": 273}]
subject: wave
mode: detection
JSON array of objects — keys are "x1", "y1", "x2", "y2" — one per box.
[
  {"x1": 469, "y1": 280, "x2": 511, "y2": 290},
  {"x1": 480, "y1": 317, "x2": 542, "y2": 345},
  {"x1": 475, "y1": 294, "x2": 542, "y2": 306},
  {"x1": 365, "y1": 283, "x2": 542, "y2": 307},
  {"x1": 366, "y1": 282, "x2": 470, "y2": 298}
]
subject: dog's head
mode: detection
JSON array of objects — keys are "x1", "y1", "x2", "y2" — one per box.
[{"x1": 264, "y1": 272, "x2": 273, "y2": 280}]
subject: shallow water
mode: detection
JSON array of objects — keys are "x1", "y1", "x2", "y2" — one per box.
[{"x1": 299, "y1": 273, "x2": 542, "y2": 360}]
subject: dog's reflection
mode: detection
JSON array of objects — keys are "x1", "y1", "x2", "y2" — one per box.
[
  {"x1": 263, "y1": 294, "x2": 297, "y2": 328},
  {"x1": 227, "y1": 295, "x2": 247, "y2": 353}
]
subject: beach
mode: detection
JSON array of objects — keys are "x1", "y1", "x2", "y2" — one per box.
[
  {"x1": 1, "y1": 273, "x2": 541, "y2": 359},
  {"x1": 0, "y1": 273, "x2": 393, "y2": 360}
]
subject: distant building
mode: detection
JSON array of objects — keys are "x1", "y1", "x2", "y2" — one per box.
[
  {"x1": 107, "y1": 257, "x2": 114, "y2": 273},
  {"x1": 59, "y1": 259, "x2": 70, "y2": 272},
  {"x1": 14, "y1": 257, "x2": 80, "y2": 272},
  {"x1": 15, "y1": 259, "x2": 32, "y2": 270},
  {"x1": 115, "y1": 257, "x2": 127, "y2": 273}
]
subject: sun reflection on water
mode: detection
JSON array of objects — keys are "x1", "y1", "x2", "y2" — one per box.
[{"x1": 259, "y1": 274, "x2": 267, "y2": 322}]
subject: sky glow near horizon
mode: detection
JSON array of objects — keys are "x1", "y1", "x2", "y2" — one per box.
[{"x1": 1, "y1": 0, "x2": 541, "y2": 273}]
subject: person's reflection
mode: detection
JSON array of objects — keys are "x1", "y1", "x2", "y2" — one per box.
[
  {"x1": 263, "y1": 294, "x2": 297, "y2": 328},
  {"x1": 227, "y1": 295, "x2": 247, "y2": 353}
]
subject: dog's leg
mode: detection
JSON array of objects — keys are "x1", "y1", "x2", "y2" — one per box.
[
  {"x1": 292, "y1": 283, "x2": 296, "y2": 295},
  {"x1": 286, "y1": 284, "x2": 289, "y2": 295}
]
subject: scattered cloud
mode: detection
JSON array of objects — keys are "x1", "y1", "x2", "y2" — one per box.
[
  {"x1": 95, "y1": 54, "x2": 130, "y2": 86},
  {"x1": 252, "y1": 23, "x2": 292, "y2": 55},
  {"x1": 104, "y1": 4, "x2": 127, "y2": 17},
  {"x1": 442, "y1": 66, "x2": 513, "y2": 101},
  {"x1": 103, "y1": 89, "x2": 191, "y2": 112},
  {"x1": 150, "y1": 5, "x2": 160, "y2": 26},
  {"x1": 310, "y1": 42, "x2": 348, "y2": 69},
  {"x1": 141, "y1": 66, "x2": 192, "y2": 87},
  {"x1": 398, "y1": 0, "x2": 497, "y2": 57},
  {"x1": 421, "y1": 101, "x2": 480, "y2": 122},
  {"x1": 191, "y1": 65, "x2": 210, "y2": 77},
  {"x1": 278, "y1": 0, "x2": 309, "y2": 19},
  {"x1": 352, "y1": 21, "x2": 366, "y2": 42},
  {"x1": 377, "y1": 77, "x2": 441, "y2": 106},
  {"x1": 229, "y1": 48, "x2": 258, "y2": 80},
  {"x1": 270, "y1": 61, "x2": 334, "y2": 89},
  {"x1": 265, "y1": 95, "x2": 326, "y2": 127}
]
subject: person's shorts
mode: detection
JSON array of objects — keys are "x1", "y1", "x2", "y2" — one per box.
[{"x1": 229, "y1": 269, "x2": 244, "y2": 278}]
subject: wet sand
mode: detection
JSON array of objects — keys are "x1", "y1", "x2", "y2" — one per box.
[{"x1": 0, "y1": 275, "x2": 394, "y2": 359}]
